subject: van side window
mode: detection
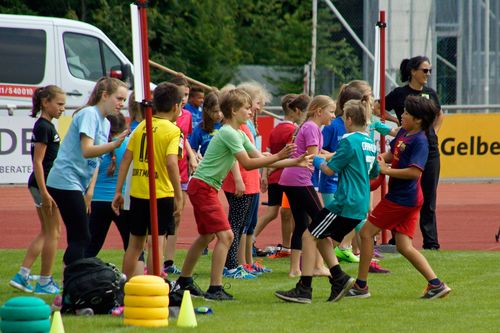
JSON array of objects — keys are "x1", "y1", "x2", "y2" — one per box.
[
  {"x1": 63, "y1": 32, "x2": 123, "y2": 82},
  {"x1": 0, "y1": 27, "x2": 46, "y2": 84}
]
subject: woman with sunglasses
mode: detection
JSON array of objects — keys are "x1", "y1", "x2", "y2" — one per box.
[{"x1": 376, "y1": 56, "x2": 444, "y2": 251}]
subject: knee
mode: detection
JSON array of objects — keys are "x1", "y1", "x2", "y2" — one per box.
[{"x1": 218, "y1": 230, "x2": 234, "y2": 247}]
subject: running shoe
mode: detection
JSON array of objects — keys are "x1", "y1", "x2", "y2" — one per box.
[
  {"x1": 204, "y1": 285, "x2": 234, "y2": 301},
  {"x1": 275, "y1": 283, "x2": 312, "y2": 304},
  {"x1": 34, "y1": 278, "x2": 60, "y2": 295},
  {"x1": 327, "y1": 273, "x2": 355, "y2": 302},
  {"x1": 164, "y1": 264, "x2": 181, "y2": 275},
  {"x1": 242, "y1": 264, "x2": 261, "y2": 276},
  {"x1": 9, "y1": 273, "x2": 33, "y2": 293},
  {"x1": 335, "y1": 247, "x2": 360, "y2": 263},
  {"x1": 223, "y1": 266, "x2": 257, "y2": 279},
  {"x1": 345, "y1": 283, "x2": 371, "y2": 299},
  {"x1": 268, "y1": 250, "x2": 291, "y2": 259},
  {"x1": 421, "y1": 282, "x2": 451, "y2": 299},
  {"x1": 369, "y1": 260, "x2": 390, "y2": 273},
  {"x1": 252, "y1": 259, "x2": 272, "y2": 273},
  {"x1": 171, "y1": 279, "x2": 205, "y2": 298}
]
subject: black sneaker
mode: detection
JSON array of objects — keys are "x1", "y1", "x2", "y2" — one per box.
[
  {"x1": 275, "y1": 283, "x2": 312, "y2": 304},
  {"x1": 421, "y1": 282, "x2": 451, "y2": 299},
  {"x1": 345, "y1": 283, "x2": 371, "y2": 299},
  {"x1": 172, "y1": 278, "x2": 205, "y2": 298},
  {"x1": 204, "y1": 286, "x2": 234, "y2": 301},
  {"x1": 327, "y1": 273, "x2": 355, "y2": 302}
]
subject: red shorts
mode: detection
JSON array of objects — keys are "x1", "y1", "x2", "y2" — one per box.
[
  {"x1": 368, "y1": 198, "x2": 421, "y2": 238},
  {"x1": 187, "y1": 178, "x2": 231, "y2": 235}
]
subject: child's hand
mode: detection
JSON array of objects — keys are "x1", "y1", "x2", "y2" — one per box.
[
  {"x1": 277, "y1": 143, "x2": 296, "y2": 160},
  {"x1": 377, "y1": 155, "x2": 389, "y2": 174},
  {"x1": 114, "y1": 129, "x2": 130, "y2": 148},
  {"x1": 235, "y1": 180, "x2": 246, "y2": 197},
  {"x1": 111, "y1": 193, "x2": 124, "y2": 215},
  {"x1": 296, "y1": 153, "x2": 313, "y2": 169},
  {"x1": 173, "y1": 196, "x2": 184, "y2": 217}
]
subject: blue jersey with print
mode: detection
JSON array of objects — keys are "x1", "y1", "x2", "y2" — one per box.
[
  {"x1": 319, "y1": 117, "x2": 346, "y2": 193},
  {"x1": 386, "y1": 128, "x2": 428, "y2": 207},
  {"x1": 185, "y1": 103, "x2": 202, "y2": 129},
  {"x1": 189, "y1": 122, "x2": 222, "y2": 156}
]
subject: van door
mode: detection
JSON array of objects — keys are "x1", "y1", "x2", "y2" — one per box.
[
  {"x1": 0, "y1": 22, "x2": 56, "y2": 108},
  {"x1": 56, "y1": 27, "x2": 131, "y2": 108}
]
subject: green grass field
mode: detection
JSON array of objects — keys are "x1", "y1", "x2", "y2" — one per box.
[{"x1": 0, "y1": 249, "x2": 499, "y2": 332}]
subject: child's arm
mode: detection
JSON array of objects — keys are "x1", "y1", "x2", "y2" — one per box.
[
  {"x1": 166, "y1": 154, "x2": 183, "y2": 217},
  {"x1": 85, "y1": 168, "x2": 99, "y2": 215},
  {"x1": 80, "y1": 129, "x2": 129, "y2": 159},
  {"x1": 433, "y1": 109, "x2": 444, "y2": 134},
  {"x1": 185, "y1": 140, "x2": 198, "y2": 174},
  {"x1": 229, "y1": 161, "x2": 245, "y2": 197},
  {"x1": 112, "y1": 149, "x2": 133, "y2": 215},
  {"x1": 377, "y1": 155, "x2": 422, "y2": 180},
  {"x1": 234, "y1": 144, "x2": 295, "y2": 170},
  {"x1": 374, "y1": 101, "x2": 399, "y2": 124}
]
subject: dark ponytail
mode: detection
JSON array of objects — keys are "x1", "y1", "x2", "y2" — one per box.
[
  {"x1": 31, "y1": 85, "x2": 65, "y2": 118},
  {"x1": 400, "y1": 56, "x2": 430, "y2": 83}
]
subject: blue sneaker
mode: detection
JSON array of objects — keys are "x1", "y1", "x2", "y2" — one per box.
[
  {"x1": 164, "y1": 264, "x2": 181, "y2": 275},
  {"x1": 9, "y1": 273, "x2": 33, "y2": 293},
  {"x1": 252, "y1": 260, "x2": 272, "y2": 273},
  {"x1": 223, "y1": 266, "x2": 257, "y2": 279},
  {"x1": 34, "y1": 279, "x2": 60, "y2": 295}
]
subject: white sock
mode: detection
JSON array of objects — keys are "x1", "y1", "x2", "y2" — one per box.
[
  {"x1": 39, "y1": 275, "x2": 51, "y2": 285},
  {"x1": 19, "y1": 267, "x2": 30, "y2": 278}
]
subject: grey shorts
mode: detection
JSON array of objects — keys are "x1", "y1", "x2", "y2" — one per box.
[{"x1": 28, "y1": 186, "x2": 43, "y2": 208}]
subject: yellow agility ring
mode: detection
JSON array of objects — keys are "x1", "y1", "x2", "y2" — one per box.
[
  {"x1": 124, "y1": 306, "x2": 169, "y2": 320},
  {"x1": 124, "y1": 318, "x2": 169, "y2": 327},
  {"x1": 128, "y1": 275, "x2": 166, "y2": 285},
  {"x1": 124, "y1": 282, "x2": 169, "y2": 296},
  {"x1": 124, "y1": 295, "x2": 169, "y2": 308}
]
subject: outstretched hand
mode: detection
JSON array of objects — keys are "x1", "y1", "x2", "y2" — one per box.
[
  {"x1": 377, "y1": 155, "x2": 389, "y2": 174},
  {"x1": 277, "y1": 143, "x2": 296, "y2": 160},
  {"x1": 296, "y1": 153, "x2": 314, "y2": 169}
]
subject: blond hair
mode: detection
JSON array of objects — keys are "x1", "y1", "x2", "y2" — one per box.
[{"x1": 219, "y1": 88, "x2": 252, "y2": 119}]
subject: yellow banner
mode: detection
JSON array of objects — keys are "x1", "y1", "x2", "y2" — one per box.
[{"x1": 439, "y1": 114, "x2": 500, "y2": 178}]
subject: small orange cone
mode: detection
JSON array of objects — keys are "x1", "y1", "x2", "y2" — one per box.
[
  {"x1": 50, "y1": 311, "x2": 65, "y2": 333},
  {"x1": 177, "y1": 290, "x2": 197, "y2": 328}
]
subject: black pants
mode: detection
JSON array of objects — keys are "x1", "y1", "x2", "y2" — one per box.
[
  {"x1": 420, "y1": 154, "x2": 440, "y2": 249},
  {"x1": 282, "y1": 186, "x2": 322, "y2": 250},
  {"x1": 48, "y1": 187, "x2": 90, "y2": 265},
  {"x1": 85, "y1": 201, "x2": 130, "y2": 258},
  {"x1": 224, "y1": 192, "x2": 252, "y2": 270}
]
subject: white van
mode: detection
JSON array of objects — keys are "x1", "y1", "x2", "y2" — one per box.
[
  {"x1": 0, "y1": 14, "x2": 134, "y2": 183},
  {"x1": 0, "y1": 14, "x2": 133, "y2": 111}
]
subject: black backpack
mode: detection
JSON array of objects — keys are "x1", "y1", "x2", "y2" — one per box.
[{"x1": 61, "y1": 257, "x2": 125, "y2": 314}]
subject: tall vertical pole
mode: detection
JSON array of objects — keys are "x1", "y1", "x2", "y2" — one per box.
[
  {"x1": 138, "y1": 0, "x2": 160, "y2": 276},
  {"x1": 484, "y1": 0, "x2": 490, "y2": 111},
  {"x1": 378, "y1": 10, "x2": 388, "y2": 244},
  {"x1": 311, "y1": 0, "x2": 318, "y2": 96}
]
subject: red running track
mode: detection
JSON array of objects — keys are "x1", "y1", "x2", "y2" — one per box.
[{"x1": 0, "y1": 183, "x2": 499, "y2": 251}]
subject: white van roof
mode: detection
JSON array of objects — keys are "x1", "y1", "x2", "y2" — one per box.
[{"x1": 0, "y1": 14, "x2": 104, "y2": 34}]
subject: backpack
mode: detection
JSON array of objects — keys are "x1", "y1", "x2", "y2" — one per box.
[{"x1": 61, "y1": 257, "x2": 125, "y2": 314}]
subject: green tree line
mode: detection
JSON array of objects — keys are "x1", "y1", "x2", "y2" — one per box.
[{"x1": 1, "y1": 0, "x2": 361, "y2": 95}]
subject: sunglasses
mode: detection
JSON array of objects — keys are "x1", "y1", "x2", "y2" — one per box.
[{"x1": 418, "y1": 68, "x2": 432, "y2": 74}]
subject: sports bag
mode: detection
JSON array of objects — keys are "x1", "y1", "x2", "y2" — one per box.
[{"x1": 61, "y1": 257, "x2": 125, "y2": 314}]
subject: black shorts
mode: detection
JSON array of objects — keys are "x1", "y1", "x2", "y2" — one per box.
[
  {"x1": 267, "y1": 183, "x2": 285, "y2": 206},
  {"x1": 309, "y1": 208, "x2": 361, "y2": 243},
  {"x1": 129, "y1": 196, "x2": 175, "y2": 236}
]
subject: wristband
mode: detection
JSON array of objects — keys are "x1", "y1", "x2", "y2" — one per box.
[{"x1": 313, "y1": 156, "x2": 326, "y2": 169}]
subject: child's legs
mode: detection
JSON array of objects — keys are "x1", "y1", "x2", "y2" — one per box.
[
  {"x1": 357, "y1": 221, "x2": 381, "y2": 281},
  {"x1": 211, "y1": 229, "x2": 234, "y2": 286},
  {"x1": 317, "y1": 237, "x2": 339, "y2": 268},
  {"x1": 339, "y1": 230, "x2": 356, "y2": 249},
  {"x1": 21, "y1": 208, "x2": 45, "y2": 270},
  {"x1": 289, "y1": 249, "x2": 301, "y2": 276},
  {"x1": 147, "y1": 235, "x2": 165, "y2": 275},
  {"x1": 253, "y1": 205, "x2": 279, "y2": 239},
  {"x1": 224, "y1": 192, "x2": 252, "y2": 269},
  {"x1": 395, "y1": 232, "x2": 437, "y2": 281},
  {"x1": 86, "y1": 201, "x2": 113, "y2": 258},
  {"x1": 299, "y1": 230, "x2": 318, "y2": 276},
  {"x1": 123, "y1": 235, "x2": 147, "y2": 280},
  {"x1": 254, "y1": 184, "x2": 282, "y2": 239},
  {"x1": 180, "y1": 234, "x2": 215, "y2": 277},
  {"x1": 39, "y1": 205, "x2": 61, "y2": 276},
  {"x1": 165, "y1": 191, "x2": 188, "y2": 262},
  {"x1": 241, "y1": 193, "x2": 259, "y2": 264},
  {"x1": 280, "y1": 207, "x2": 294, "y2": 248}
]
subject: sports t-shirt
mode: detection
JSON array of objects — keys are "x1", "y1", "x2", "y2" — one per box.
[
  {"x1": 386, "y1": 128, "x2": 428, "y2": 207},
  {"x1": 279, "y1": 120, "x2": 322, "y2": 187},
  {"x1": 319, "y1": 116, "x2": 346, "y2": 193},
  {"x1": 385, "y1": 85, "x2": 440, "y2": 158},
  {"x1": 189, "y1": 122, "x2": 222, "y2": 157},
  {"x1": 185, "y1": 102, "x2": 202, "y2": 129},
  {"x1": 47, "y1": 106, "x2": 109, "y2": 193},
  {"x1": 128, "y1": 116, "x2": 181, "y2": 199},
  {"x1": 176, "y1": 109, "x2": 192, "y2": 183},
  {"x1": 326, "y1": 132, "x2": 379, "y2": 220},
  {"x1": 28, "y1": 117, "x2": 60, "y2": 189},
  {"x1": 92, "y1": 136, "x2": 129, "y2": 201},
  {"x1": 222, "y1": 124, "x2": 260, "y2": 194},
  {"x1": 267, "y1": 121, "x2": 296, "y2": 184},
  {"x1": 192, "y1": 124, "x2": 255, "y2": 191}
]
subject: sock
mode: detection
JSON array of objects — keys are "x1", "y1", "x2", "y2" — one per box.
[
  {"x1": 338, "y1": 245, "x2": 352, "y2": 251},
  {"x1": 429, "y1": 278, "x2": 441, "y2": 286},
  {"x1": 177, "y1": 276, "x2": 193, "y2": 287},
  {"x1": 207, "y1": 285, "x2": 222, "y2": 293},
  {"x1": 39, "y1": 275, "x2": 51, "y2": 286},
  {"x1": 281, "y1": 247, "x2": 291, "y2": 253},
  {"x1": 299, "y1": 276, "x2": 312, "y2": 288},
  {"x1": 19, "y1": 267, "x2": 30, "y2": 279},
  {"x1": 330, "y1": 264, "x2": 343, "y2": 278},
  {"x1": 164, "y1": 260, "x2": 174, "y2": 268},
  {"x1": 356, "y1": 279, "x2": 367, "y2": 289}
]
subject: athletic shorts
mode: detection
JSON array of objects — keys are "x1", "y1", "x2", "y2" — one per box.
[
  {"x1": 28, "y1": 186, "x2": 42, "y2": 208},
  {"x1": 368, "y1": 198, "x2": 421, "y2": 238},
  {"x1": 267, "y1": 183, "x2": 284, "y2": 206},
  {"x1": 187, "y1": 178, "x2": 231, "y2": 235},
  {"x1": 128, "y1": 196, "x2": 175, "y2": 236},
  {"x1": 281, "y1": 193, "x2": 290, "y2": 209},
  {"x1": 181, "y1": 182, "x2": 189, "y2": 191},
  {"x1": 309, "y1": 208, "x2": 361, "y2": 243}
]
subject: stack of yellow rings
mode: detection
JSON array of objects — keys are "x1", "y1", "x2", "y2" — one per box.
[{"x1": 123, "y1": 275, "x2": 170, "y2": 327}]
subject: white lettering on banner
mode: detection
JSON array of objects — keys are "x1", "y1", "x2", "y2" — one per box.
[{"x1": 0, "y1": 116, "x2": 37, "y2": 183}]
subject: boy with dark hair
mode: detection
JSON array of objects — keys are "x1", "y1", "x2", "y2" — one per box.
[
  {"x1": 185, "y1": 85, "x2": 205, "y2": 128},
  {"x1": 112, "y1": 82, "x2": 184, "y2": 280}
]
